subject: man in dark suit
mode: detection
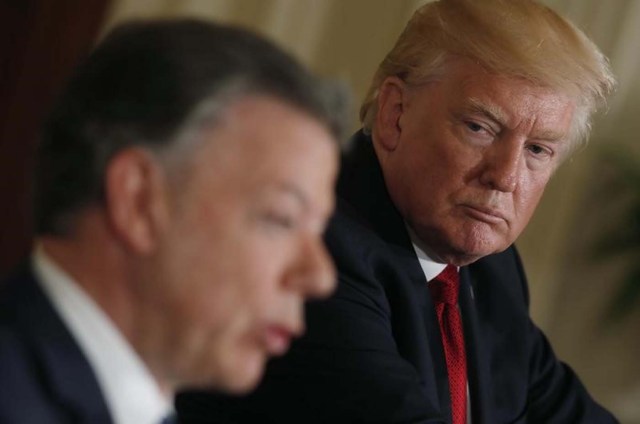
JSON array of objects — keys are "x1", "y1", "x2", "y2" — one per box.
[
  {"x1": 176, "y1": 0, "x2": 618, "y2": 423},
  {"x1": 0, "y1": 19, "x2": 347, "y2": 423}
]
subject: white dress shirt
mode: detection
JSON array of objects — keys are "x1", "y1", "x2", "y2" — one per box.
[{"x1": 33, "y1": 245, "x2": 173, "y2": 424}]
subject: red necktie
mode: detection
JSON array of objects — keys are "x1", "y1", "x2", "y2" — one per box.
[{"x1": 430, "y1": 265, "x2": 467, "y2": 424}]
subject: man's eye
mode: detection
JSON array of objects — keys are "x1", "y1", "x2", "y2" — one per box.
[
  {"x1": 526, "y1": 144, "x2": 549, "y2": 156},
  {"x1": 264, "y1": 212, "x2": 296, "y2": 230},
  {"x1": 466, "y1": 122, "x2": 485, "y2": 133}
]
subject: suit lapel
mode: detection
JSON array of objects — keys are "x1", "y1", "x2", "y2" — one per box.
[
  {"x1": 338, "y1": 132, "x2": 453, "y2": 421},
  {"x1": 459, "y1": 266, "x2": 492, "y2": 424},
  {"x1": 9, "y1": 265, "x2": 113, "y2": 423}
]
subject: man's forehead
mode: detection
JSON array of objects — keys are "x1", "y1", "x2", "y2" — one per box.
[
  {"x1": 453, "y1": 69, "x2": 575, "y2": 131},
  {"x1": 442, "y1": 58, "x2": 572, "y2": 102},
  {"x1": 464, "y1": 95, "x2": 572, "y2": 134}
]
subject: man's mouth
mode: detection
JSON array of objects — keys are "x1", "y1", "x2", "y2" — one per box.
[{"x1": 460, "y1": 204, "x2": 507, "y2": 224}]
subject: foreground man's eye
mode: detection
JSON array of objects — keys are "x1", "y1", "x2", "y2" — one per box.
[{"x1": 263, "y1": 211, "x2": 298, "y2": 230}]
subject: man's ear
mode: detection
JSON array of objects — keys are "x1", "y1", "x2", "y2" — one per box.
[
  {"x1": 103, "y1": 147, "x2": 170, "y2": 255},
  {"x1": 374, "y1": 76, "x2": 406, "y2": 152}
]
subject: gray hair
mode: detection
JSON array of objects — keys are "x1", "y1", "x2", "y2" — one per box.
[{"x1": 36, "y1": 19, "x2": 349, "y2": 235}]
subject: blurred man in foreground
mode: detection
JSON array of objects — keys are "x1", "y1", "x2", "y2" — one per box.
[
  {"x1": 177, "y1": 0, "x2": 618, "y2": 422},
  {"x1": 0, "y1": 19, "x2": 346, "y2": 424}
]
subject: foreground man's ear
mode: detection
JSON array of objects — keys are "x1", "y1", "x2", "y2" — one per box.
[
  {"x1": 374, "y1": 76, "x2": 407, "y2": 152},
  {"x1": 104, "y1": 147, "x2": 170, "y2": 255}
]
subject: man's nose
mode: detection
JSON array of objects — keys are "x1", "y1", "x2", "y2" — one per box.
[
  {"x1": 479, "y1": 138, "x2": 522, "y2": 193},
  {"x1": 287, "y1": 237, "x2": 337, "y2": 299}
]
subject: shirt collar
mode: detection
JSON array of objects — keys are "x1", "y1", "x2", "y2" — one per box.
[
  {"x1": 33, "y1": 244, "x2": 173, "y2": 424},
  {"x1": 406, "y1": 225, "x2": 448, "y2": 282}
]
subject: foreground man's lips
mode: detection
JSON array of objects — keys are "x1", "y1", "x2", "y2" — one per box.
[{"x1": 263, "y1": 325, "x2": 297, "y2": 356}]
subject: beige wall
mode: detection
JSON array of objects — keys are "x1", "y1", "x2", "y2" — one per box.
[{"x1": 103, "y1": 1, "x2": 640, "y2": 421}]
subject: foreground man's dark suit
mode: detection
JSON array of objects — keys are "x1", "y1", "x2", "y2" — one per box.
[
  {"x1": 0, "y1": 264, "x2": 113, "y2": 424},
  {"x1": 177, "y1": 132, "x2": 617, "y2": 423}
]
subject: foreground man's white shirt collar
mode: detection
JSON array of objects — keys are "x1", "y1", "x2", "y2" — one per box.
[{"x1": 33, "y1": 245, "x2": 173, "y2": 424}]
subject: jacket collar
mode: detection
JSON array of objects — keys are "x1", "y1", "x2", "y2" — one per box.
[{"x1": 2, "y1": 264, "x2": 113, "y2": 423}]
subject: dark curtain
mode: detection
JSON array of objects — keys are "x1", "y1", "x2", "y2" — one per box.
[{"x1": 0, "y1": 0, "x2": 112, "y2": 277}]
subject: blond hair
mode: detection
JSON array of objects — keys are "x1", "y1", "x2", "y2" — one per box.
[{"x1": 360, "y1": 0, "x2": 616, "y2": 146}]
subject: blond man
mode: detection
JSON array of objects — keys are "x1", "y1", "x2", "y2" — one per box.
[{"x1": 178, "y1": 1, "x2": 617, "y2": 423}]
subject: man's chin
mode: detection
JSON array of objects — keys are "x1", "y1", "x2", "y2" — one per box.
[
  {"x1": 411, "y1": 221, "x2": 510, "y2": 263},
  {"x1": 437, "y1": 252, "x2": 483, "y2": 267},
  {"x1": 435, "y1": 235, "x2": 510, "y2": 266},
  {"x1": 215, "y1": 356, "x2": 266, "y2": 395}
]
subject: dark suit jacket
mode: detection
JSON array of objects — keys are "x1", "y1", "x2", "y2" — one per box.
[
  {"x1": 176, "y1": 132, "x2": 617, "y2": 423},
  {"x1": 0, "y1": 262, "x2": 113, "y2": 424}
]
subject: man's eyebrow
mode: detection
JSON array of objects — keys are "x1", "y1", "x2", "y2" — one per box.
[
  {"x1": 466, "y1": 98, "x2": 507, "y2": 126},
  {"x1": 530, "y1": 129, "x2": 566, "y2": 142},
  {"x1": 465, "y1": 98, "x2": 566, "y2": 141},
  {"x1": 271, "y1": 182, "x2": 309, "y2": 210},
  {"x1": 271, "y1": 181, "x2": 336, "y2": 221}
]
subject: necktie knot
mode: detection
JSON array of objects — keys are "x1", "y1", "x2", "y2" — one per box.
[{"x1": 430, "y1": 264, "x2": 459, "y2": 305}]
